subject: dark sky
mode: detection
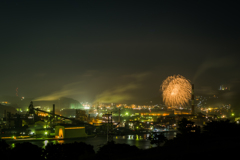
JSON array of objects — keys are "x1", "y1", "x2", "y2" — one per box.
[{"x1": 0, "y1": 0, "x2": 240, "y2": 103}]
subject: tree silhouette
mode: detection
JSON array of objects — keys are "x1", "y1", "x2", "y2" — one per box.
[
  {"x1": 203, "y1": 119, "x2": 240, "y2": 137},
  {"x1": 177, "y1": 118, "x2": 201, "y2": 135},
  {"x1": 10, "y1": 142, "x2": 44, "y2": 160},
  {"x1": 97, "y1": 141, "x2": 140, "y2": 160},
  {"x1": 43, "y1": 141, "x2": 94, "y2": 160},
  {"x1": 148, "y1": 132, "x2": 167, "y2": 147},
  {"x1": 0, "y1": 140, "x2": 10, "y2": 158}
]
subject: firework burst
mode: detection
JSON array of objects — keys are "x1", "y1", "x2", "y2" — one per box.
[{"x1": 161, "y1": 75, "x2": 192, "y2": 108}]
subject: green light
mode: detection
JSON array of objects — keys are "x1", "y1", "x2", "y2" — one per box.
[
  {"x1": 45, "y1": 132, "x2": 48, "y2": 135},
  {"x1": 136, "y1": 135, "x2": 139, "y2": 140},
  {"x1": 125, "y1": 112, "x2": 128, "y2": 115},
  {"x1": 232, "y1": 113, "x2": 235, "y2": 116}
]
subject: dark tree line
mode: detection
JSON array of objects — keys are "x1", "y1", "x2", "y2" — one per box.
[
  {"x1": 0, "y1": 141, "x2": 94, "y2": 160},
  {"x1": 0, "y1": 140, "x2": 141, "y2": 160}
]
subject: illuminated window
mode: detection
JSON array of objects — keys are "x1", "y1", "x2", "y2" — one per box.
[{"x1": 59, "y1": 128, "x2": 63, "y2": 138}]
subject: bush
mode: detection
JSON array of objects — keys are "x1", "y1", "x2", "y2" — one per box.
[
  {"x1": 96, "y1": 141, "x2": 140, "y2": 160},
  {"x1": 0, "y1": 140, "x2": 10, "y2": 158},
  {"x1": 10, "y1": 142, "x2": 44, "y2": 160},
  {"x1": 43, "y1": 141, "x2": 94, "y2": 160}
]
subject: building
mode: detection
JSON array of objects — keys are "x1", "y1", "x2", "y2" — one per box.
[
  {"x1": 55, "y1": 125, "x2": 87, "y2": 139},
  {"x1": 75, "y1": 109, "x2": 87, "y2": 122}
]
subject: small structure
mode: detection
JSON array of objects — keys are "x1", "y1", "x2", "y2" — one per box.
[
  {"x1": 55, "y1": 125, "x2": 88, "y2": 139},
  {"x1": 75, "y1": 110, "x2": 88, "y2": 122}
]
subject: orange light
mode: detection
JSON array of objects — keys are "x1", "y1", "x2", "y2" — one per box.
[
  {"x1": 1, "y1": 137, "x2": 12, "y2": 139},
  {"x1": 59, "y1": 128, "x2": 64, "y2": 138},
  {"x1": 65, "y1": 127, "x2": 85, "y2": 130}
]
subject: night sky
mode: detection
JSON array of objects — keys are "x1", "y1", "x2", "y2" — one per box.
[{"x1": 1, "y1": 1, "x2": 240, "y2": 103}]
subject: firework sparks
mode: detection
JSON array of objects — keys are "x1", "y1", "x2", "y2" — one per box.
[
  {"x1": 16, "y1": 87, "x2": 18, "y2": 97},
  {"x1": 161, "y1": 75, "x2": 192, "y2": 108}
]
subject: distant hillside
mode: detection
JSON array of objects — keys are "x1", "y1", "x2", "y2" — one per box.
[
  {"x1": 0, "y1": 95, "x2": 83, "y2": 111},
  {"x1": 0, "y1": 95, "x2": 34, "y2": 110},
  {"x1": 32, "y1": 97, "x2": 83, "y2": 110}
]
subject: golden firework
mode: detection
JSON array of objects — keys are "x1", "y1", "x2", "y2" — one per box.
[{"x1": 161, "y1": 75, "x2": 192, "y2": 108}]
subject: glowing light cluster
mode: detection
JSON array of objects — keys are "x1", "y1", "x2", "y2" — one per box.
[
  {"x1": 65, "y1": 127, "x2": 84, "y2": 130},
  {"x1": 161, "y1": 75, "x2": 192, "y2": 108}
]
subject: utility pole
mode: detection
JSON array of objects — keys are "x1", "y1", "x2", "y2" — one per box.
[
  {"x1": 97, "y1": 102, "x2": 99, "y2": 114},
  {"x1": 106, "y1": 112, "x2": 113, "y2": 142},
  {"x1": 110, "y1": 112, "x2": 113, "y2": 141},
  {"x1": 53, "y1": 104, "x2": 55, "y2": 124},
  {"x1": 107, "y1": 112, "x2": 109, "y2": 142},
  {"x1": 118, "y1": 108, "x2": 120, "y2": 127},
  {"x1": 192, "y1": 84, "x2": 195, "y2": 115}
]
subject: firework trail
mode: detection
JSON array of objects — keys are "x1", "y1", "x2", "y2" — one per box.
[
  {"x1": 161, "y1": 75, "x2": 191, "y2": 108},
  {"x1": 16, "y1": 87, "x2": 18, "y2": 96}
]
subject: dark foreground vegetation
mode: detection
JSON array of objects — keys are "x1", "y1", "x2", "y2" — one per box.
[{"x1": 1, "y1": 118, "x2": 240, "y2": 160}]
